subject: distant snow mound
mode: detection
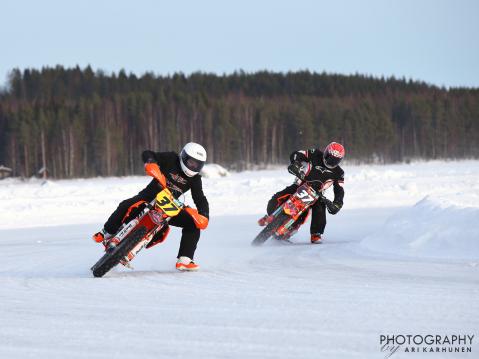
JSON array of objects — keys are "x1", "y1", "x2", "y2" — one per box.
[
  {"x1": 361, "y1": 196, "x2": 479, "y2": 260},
  {"x1": 201, "y1": 164, "x2": 230, "y2": 178}
]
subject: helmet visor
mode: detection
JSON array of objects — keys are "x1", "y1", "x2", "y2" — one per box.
[
  {"x1": 181, "y1": 150, "x2": 205, "y2": 173},
  {"x1": 324, "y1": 152, "x2": 342, "y2": 168}
]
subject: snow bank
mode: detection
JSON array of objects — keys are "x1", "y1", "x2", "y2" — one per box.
[
  {"x1": 200, "y1": 163, "x2": 230, "y2": 178},
  {"x1": 0, "y1": 176, "x2": 152, "y2": 229},
  {"x1": 361, "y1": 195, "x2": 479, "y2": 260}
]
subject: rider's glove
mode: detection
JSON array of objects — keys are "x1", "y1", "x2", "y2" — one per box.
[
  {"x1": 327, "y1": 201, "x2": 342, "y2": 215},
  {"x1": 291, "y1": 152, "x2": 308, "y2": 163},
  {"x1": 288, "y1": 161, "x2": 305, "y2": 180}
]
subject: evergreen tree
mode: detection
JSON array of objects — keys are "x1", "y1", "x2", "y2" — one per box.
[{"x1": 0, "y1": 66, "x2": 477, "y2": 178}]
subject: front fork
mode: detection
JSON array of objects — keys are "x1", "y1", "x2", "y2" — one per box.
[
  {"x1": 107, "y1": 200, "x2": 167, "y2": 267},
  {"x1": 274, "y1": 195, "x2": 316, "y2": 236},
  {"x1": 270, "y1": 202, "x2": 304, "y2": 236},
  {"x1": 120, "y1": 211, "x2": 170, "y2": 267},
  {"x1": 109, "y1": 201, "x2": 156, "y2": 247}
]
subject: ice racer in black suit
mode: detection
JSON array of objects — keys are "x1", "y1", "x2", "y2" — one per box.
[
  {"x1": 258, "y1": 142, "x2": 345, "y2": 244},
  {"x1": 92, "y1": 142, "x2": 209, "y2": 271}
]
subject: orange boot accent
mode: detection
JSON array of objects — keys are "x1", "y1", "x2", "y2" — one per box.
[
  {"x1": 92, "y1": 232, "x2": 105, "y2": 243},
  {"x1": 311, "y1": 233, "x2": 322, "y2": 244},
  {"x1": 258, "y1": 215, "x2": 273, "y2": 226},
  {"x1": 176, "y1": 257, "x2": 199, "y2": 271}
]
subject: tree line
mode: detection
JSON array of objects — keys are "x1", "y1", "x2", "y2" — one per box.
[{"x1": 0, "y1": 66, "x2": 478, "y2": 178}]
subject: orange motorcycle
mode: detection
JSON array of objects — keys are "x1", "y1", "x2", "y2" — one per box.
[
  {"x1": 91, "y1": 166, "x2": 208, "y2": 277},
  {"x1": 251, "y1": 171, "x2": 334, "y2": 246}
]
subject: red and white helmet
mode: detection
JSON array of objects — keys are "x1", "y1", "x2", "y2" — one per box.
[{"x1": 323, "y1": 142, "x2": 345, "y2": 168}]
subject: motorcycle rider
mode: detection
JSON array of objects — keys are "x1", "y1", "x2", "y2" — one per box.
[
  {"x1": 92, "y1": 142, "x2": 209, "y2": 271},
  {"x1": 258, "y1": 142, "x2": 345, "y2": 244}
]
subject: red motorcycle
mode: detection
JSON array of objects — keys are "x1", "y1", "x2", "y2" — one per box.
[
  {"x1": 251, "y1": 169, "x2": 334, "y2": 246},
  {"x1": 91, "y1": 165, "x2": 208, "y2": 277}
]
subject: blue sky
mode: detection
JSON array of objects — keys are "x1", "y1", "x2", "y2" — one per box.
[{"x1": 1, "y1": 0, "x2": 478, "y2": 88}]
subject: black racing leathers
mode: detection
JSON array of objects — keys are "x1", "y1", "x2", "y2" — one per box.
[
  {"x1": 104, "y1": 151, "x2": 209, "y2": 259},
  {"x1": 266, "y1": 148, "x2": 344, "y2": 235}
]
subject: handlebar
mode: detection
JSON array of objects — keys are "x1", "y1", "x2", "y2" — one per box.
[
  {"x1": 145, "y1": 163, "x2": 167, "y2": 188},
  {"x1": 291, "y1": 171, "x2": 335, "y2": 212},
  {"x1": 288, "y1": 162, "x2": 335, "y2": 210},
  {"x1": 288, "y1": 161, "x2": 305, "y2": 180}
]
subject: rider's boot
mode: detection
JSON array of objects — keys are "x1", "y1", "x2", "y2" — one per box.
[
  {"x1": 258, "y1": 214, "x2": 273, "y2": 226},
  {"x1": 92, "y1": 228, "x2": 115, "y2": 250},
  {"x1": 311, "y1": 233, "x2": 322, "y2": 244},
  {"x1": 92, "y1": 228, "x2": 112, "y2": 243},
  {"x1": 176, "y1": 256, "x2": 199, "y2": 271}
]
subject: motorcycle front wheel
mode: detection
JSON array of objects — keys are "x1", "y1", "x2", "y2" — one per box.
[
  {"x1": 251, "y1": 213, "x2": 289, "y2": 246},
  {"x1": 91, "y1": 226, "x2": 148, "y2": 278}
]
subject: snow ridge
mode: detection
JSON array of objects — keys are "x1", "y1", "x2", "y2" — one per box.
[{"x1": 361, "y1": 195, "x2": 479, "y2": 260}]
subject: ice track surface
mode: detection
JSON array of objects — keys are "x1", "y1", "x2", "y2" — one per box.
[{"x1": 0, "y1": 161, "x2": 478, "y2": 358}]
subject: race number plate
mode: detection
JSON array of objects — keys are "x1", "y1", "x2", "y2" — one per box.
[
  {"x1": 155, "y1": 189, "x2": 181, "y2": 217},
  {"x1": 296, "y1": 189, "x2": 315, "y2": 204}
]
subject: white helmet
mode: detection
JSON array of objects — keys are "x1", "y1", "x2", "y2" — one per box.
[{"x1": 180, "y1": 142, "x2": 207, "y2": 177}]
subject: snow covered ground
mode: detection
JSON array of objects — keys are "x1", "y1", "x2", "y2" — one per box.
[{"x1": 0, "y1": 161, "x2": 478, "y2": 358}]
